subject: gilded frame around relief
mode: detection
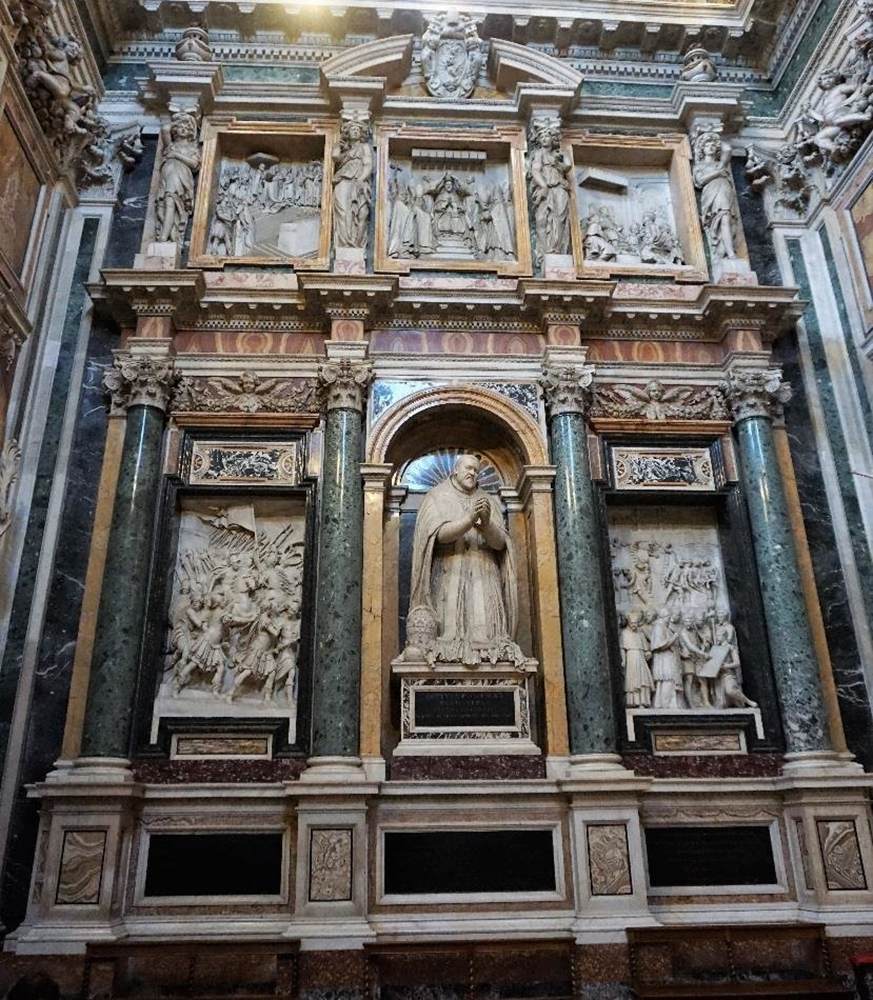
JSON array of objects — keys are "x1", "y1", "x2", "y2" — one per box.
[
  {"x1": 374, "y1": 123, "x2": 532, "y2": 276},
  {"x1": 565, "y1": 131, "x2": 708, "y2": 283},
  {"x1": 189, "y1": 120, "x2": 336, "y2": 270}
]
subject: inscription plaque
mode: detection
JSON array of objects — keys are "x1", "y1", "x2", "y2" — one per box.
[
  {"x1": 645, "y1": 826, "x2": 777, "y2": 888},
  {"x1": 415, "y1": 689, "x2": 517, "y2": 728},
  {"x1": 145, "y1": 833, "x2": 283, "y2": 897}
]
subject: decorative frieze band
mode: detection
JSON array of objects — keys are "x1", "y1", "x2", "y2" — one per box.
[
  {"x1": 722, "y1": 368, "x2": 792, "y2": 423},
  {"x1": 103, "y1": 354, "x2": 179, "y2": 413},
  {"x1": 173, "y1": 373, "x2": 319, "y2": 413},
  {"x1": 591, "y1": 381, "x2": 729, "y2": 421}
]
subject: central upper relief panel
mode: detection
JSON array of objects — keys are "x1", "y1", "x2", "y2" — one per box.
[{"x1": 375, "y1": 126, "x2": 532, "y2": 275}]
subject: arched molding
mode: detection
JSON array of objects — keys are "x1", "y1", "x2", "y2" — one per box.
[
  {"x1": 320, "y1": 34, "x2": 415, "y2": 93},
  {"x1": 490, "y1": 38, "x2": 583, "y2": 99},
  {"x1": 367, "y1": 384, "x2": 549, "y2": 472}
]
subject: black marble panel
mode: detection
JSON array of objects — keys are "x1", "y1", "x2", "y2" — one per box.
[
  {"x1": 0, "y1": 219, "x2": 100, "y2": 932},
  {"x1": 383, "y1": 830, "x2": 556, "y2": 895},
  {"x1": 414, "y1": 689, "x2": 517, "y2": 728},
  {"x1": 645, "y1": 825, "x2": 777, "y2": 888},
  {"x1": 773, "y1": 328, "x2": 873, "y2": 769},
  {"x1": 144, "y1": 833, "x2": 283, "y2": 896},
  {"x1": 732, "y1": 159, "x2": 783, "y2": 288},
  {"x1": 104, "y1": 136, "x2": 157, "y2": 269}
]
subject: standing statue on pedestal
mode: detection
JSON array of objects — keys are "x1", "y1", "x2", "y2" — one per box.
[
  {"x1": 405, "y1": 454, "x2": 526, "y2": 667},
  {"x1": 332, "y1": 112, "x2": 373, "y2": 251},
  {"x1": 692, "y1": 125, "x2": 739, "y2": 261},
  {"x1": 154, "y1": 107, "x2": 202, "y2": 244},
  {"x1": 528, "y1": 116, "x2": 572, "y2": 260}
]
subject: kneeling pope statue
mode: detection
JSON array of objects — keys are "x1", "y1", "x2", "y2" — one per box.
[{"x1": 405, "y1": 453, "x2": 527, "y2": 666}]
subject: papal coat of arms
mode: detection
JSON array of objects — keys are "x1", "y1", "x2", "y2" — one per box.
[{"x1": 420, "y1": 13, "x2": 484, "y2": 100}]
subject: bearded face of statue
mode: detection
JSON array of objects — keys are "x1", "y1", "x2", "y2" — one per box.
[{"x1": 452, "y1": 455, "x2": 480, "y2": 493}]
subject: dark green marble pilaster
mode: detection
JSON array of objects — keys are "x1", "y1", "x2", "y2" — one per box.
[
  {"x1": 549, "y1": 411, "x2": 616, "y2": 756},
  {"x1": 311, "y1": 405, "x2": 365, "y2": 758},
  {"x1": 735, "y1": 414, "x2": 830, "y2": 754},
  {"x1": 81, "y1": 405, "x2": 166, "y2": 759}
]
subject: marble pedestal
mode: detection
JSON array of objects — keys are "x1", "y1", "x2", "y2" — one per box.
[{"x1": 391, "y1": 659, "x2": 539, "y2": 756}]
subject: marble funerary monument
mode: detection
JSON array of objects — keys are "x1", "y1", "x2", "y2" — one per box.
[{"x1": 2, "y1": 0, "x2": 873, "y2": 996}]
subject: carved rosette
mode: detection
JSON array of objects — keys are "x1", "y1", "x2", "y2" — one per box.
[
  {"x1": 540, "y1": 363, "x2": 596, "y2": 419},
  {"x1": 103, "y1": 355, "x2": 179, "y2": 413},
  {"x1": 317, "y1": 358, "x2": 374, "y2": 413},
  {"x1": 723, "y1": 368, "x2": 792, "y2": 424}
]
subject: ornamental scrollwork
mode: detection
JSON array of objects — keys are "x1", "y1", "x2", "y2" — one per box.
[
  {"x1": 592, "y1": 382, "x2": 728, "y2": 421},
  {"x1": 103, "y1": 355, "x2": 179, "y2": 413},
  {"x1": 722, "y1": 368, "x2": 792, "y2": 423},
  {"x1": 317, "y1": 358, "x2": 374, "y2": 413},
  {"x1": 173, "y1": 373, "x2": 318, "y2": 414}
]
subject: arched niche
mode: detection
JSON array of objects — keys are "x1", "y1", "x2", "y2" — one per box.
[{"x1": 360, "y1": 386, "x2": 569, "y2": 767}]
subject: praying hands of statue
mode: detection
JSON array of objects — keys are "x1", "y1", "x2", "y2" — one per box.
[{"x1": 472, "y1": 497, "x2": 491, "y2": 528}]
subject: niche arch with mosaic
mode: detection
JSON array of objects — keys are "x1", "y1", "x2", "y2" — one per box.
[{"x1": 366, "y1": 385, "x2": 565, "y2": 764}]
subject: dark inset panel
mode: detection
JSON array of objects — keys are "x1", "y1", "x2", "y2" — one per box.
[
  {"x1": 645, "y1": 826, "x2": 776, "y2": 888},
  {"x1": 384, "y1": 830, "x2": 556, "y2": 895},
  {"x1": 415, "y1": 690, "x2": 516, "y2": 728},
  {"x1": 144, "y1": 833, "x2": 283, "y2": 897}
]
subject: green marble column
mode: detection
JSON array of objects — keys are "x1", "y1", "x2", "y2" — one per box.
[
  {"x1": 726, "y1": 368, "x2": 831, "y2": 755},
  {"x1": 541, "y1": 362, "x2": 618, "y2": 759},
  {"x1": 81, "y1": 355, "x2": 177, "y2": 759},
  {"x1": 310, "y1": 356, "x2": 373, "y2": 759}
]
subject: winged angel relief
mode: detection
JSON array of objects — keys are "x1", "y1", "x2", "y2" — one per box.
[
  {"x1": 594, "y1": 381, "x2": 727, "y2": 421},
  {"x1": 160, "y1": 504, "x2": 304, "y2": 708}
]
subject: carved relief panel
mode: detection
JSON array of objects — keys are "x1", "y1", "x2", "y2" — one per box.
[
  {"x1": 567, "y1": 133, "x2": 708, "y2": 281},
  {"x1": 150, "y1": 496, "x2": 307, "y2": 742},
  {"x1": 608, "y1": 505, "x2": 756, "y2": 715},
  {"x1": 190, "y1": 122, "x2": 335, "y2": 269},
  {"x1": 375, "y1": 125, "x2": 532, "y2": 275}
]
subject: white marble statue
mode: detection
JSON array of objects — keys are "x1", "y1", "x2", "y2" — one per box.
[
  {"x1": 621, "y1": 610, "x2": 653, "y2": 708},
  {"x1": 528, "y1": 116, "x2": 573, "y2": 259},
  {"x1": 692, "y1": 126, "x2": 739, "y2": 261},
  {"x1": 796, "y1": 68, "x2": 873, "y2": 173},
  {"x1": 154, "y1": 108, "x2": 202, "y2": 244},
  {"x1": 405, "y1": 454, "x2": 525, "y2": 666},
  {"x1": 332, "y1": 113, "x2": 373, "y2": 251}
]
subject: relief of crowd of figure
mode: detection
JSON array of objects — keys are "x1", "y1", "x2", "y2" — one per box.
[
  {"x1": 611, "y1": 537, "x2": 757, "y2": 713},
  {"x1": 208, "y1": 152, "x2": 323, "y2": 257},
  {"x1": 581, "y1": 201, "x2": 685, "y2": 267},
  {"x1": 387, "y1": 167, "x2": 516, "y2": 261},
  {"x1": 164, "y1": 511, "x2": 303, "y2": 706}
]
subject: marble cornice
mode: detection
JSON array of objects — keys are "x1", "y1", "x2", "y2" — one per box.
[
  {"x1": 88, "y1": 265, "x2": 804, "y2": 343},
  {"x1": 90, "y1": 268, "x2": 206, "y2": 324}
]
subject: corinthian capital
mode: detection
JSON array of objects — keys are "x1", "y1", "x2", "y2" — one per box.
[
  {"x1": 317, "y1": 358, "x2": 374, "y2": 413},
  {"x1": 103, "y1": 354, "x2": 179, "y2": 413},
  {"x1": 723, "y1": 367, "x2": 792, "y2": 423},
  {"x1": 540, "y1": 363, "x2": 596, "y2": 418}
]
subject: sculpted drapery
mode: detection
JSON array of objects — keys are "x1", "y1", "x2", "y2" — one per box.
[{"x1": 407, "y1": 454, "x2": 525, "y2": 666}]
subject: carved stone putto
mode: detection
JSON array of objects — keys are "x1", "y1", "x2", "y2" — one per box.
[
  {"x1": 103, "y1": 355, "x2": 179, "y2": 413},
  {"x1": 13, "y1": 0, "x2": 109, "y2": 182},
  {"x1": 593, "y1": 382, "x2": 728, "y2": 421},
  {"x1": 785, "y1": 1, "x2": 873, "y2": 176},
  {"x1": 745, "y1": 144, "x2": 813, "y2": 216},
  {"x1": 723, "y1": 368, "x2": 792, "y2": 423},
  {"x1": 540, "y1": 363, "x2": 595, "y2": 418},
  {"x1": 420, "y1": 13, "x2": 484, "y2": 100},
  {"x1": 317, "y1": 358, "x2": 374, "y2": 412},
  {"x1": 174, "y1": 373, "x2": 318, "y2": 414}
]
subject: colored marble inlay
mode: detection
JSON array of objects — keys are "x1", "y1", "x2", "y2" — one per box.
[
  {"x1": 309, "y1": 828, "x2": 353, "y2": 902},
  {"x1": 56, "y1": 830, "x2": 106, "y2": 905}
]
